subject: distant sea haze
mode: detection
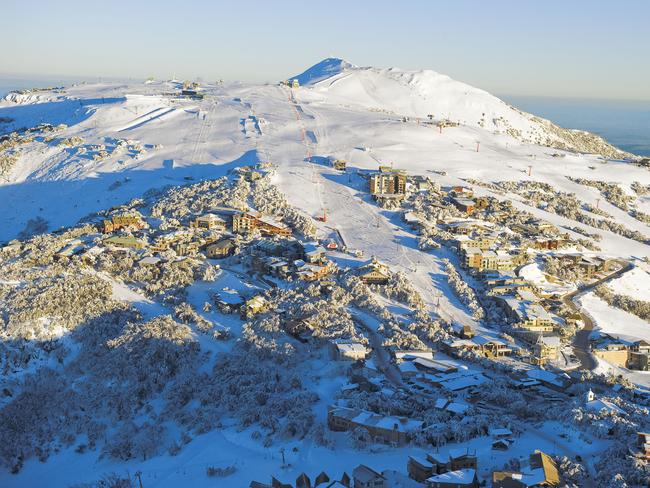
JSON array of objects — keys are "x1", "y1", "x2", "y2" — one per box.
[
  {"x1": 503, "y1": 95, "x2": 650, "y2": 157},
  {"x1": 0, "y1": 78, "x2": 648, "y2": 157}
]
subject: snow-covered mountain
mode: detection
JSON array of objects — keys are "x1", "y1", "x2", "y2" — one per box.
[{"x1": 292, "y1": 58, "x2": 629, "y2": 158}]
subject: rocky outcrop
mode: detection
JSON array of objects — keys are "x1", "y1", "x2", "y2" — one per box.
[{"x1": 531, "y1": 116, "x2": 632, "y2": 159}]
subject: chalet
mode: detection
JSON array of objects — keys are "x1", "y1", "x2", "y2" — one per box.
[
  {"x1": 471, "y1": 336, "x2": 513, "y2": 358},
  {"x1": 303, "y1": 243, "x2": 327, "y2": 263},
  {"x1": 102, "y1": 214, "x2": 146, "y2": 233},
  {"x1": 450, "y1": 196, "x2": 476, "y2": 215},
  {"x1": 205, "y1": 238, "x2": 236, "y2": 258},
  {"x1": 442, "y1": 339, "x2": 481, "y2": 357},
  {"x1": 330, "y1": 341, "x2": 368, "y2": 361},
  {"x1": 295, "y1": 261, "x2": 334, "y2": 281},
  {"x1": 489, "y1": 282, "x2": 537, "y2": 297},
  {"x1": 327, "y1": 405, "x2": 423, "y2": 445},
  {"x1": 266, "y1": 258, "x2": 291, "y2": 279},
  {"x1": 490, "y1": 427, "x2": 513, "y2": 439},
  {"x1": 448, "y1": 448, "x2": 478, "y2": 471},
  {"x1": 558, "y1": 254, "x2": 616, "y2": 278},
  {"x1": 358, "y1": 258, "x2": 391, "y2": 284},
  {"x1": 295, "y1": 473, "x2": 310, "y2": 488},
  {"x1": 492, "y1": 439, "x2": 511, "y2": 451},
  {"x1": 241, "y1": 295, "x2": 269, "y2": 318},
  {"x1": 353, "y1": 465, "x2": 386, "y2": 488},
  {"x1": 150, "y1": 231, "x2": 188, "y2": 253},
  {"x1": 492, "y1": 450, "x2": 559, "y2": 488},
  {"x1": 191, "y1": 213, "x2": 226, "y2": 231},
  {"x1": 408, "y1": 456, "x2": 436, "y2": 482}
]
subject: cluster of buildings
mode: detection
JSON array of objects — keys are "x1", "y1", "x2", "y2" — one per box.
[
  {"x1": 408, "y1": 448, "x2": 478, "y2": 487},
  {"x1": 327, "y1": 405, "x2": 424, "y2": 446},
  {"x1": 447, "y1": 187, "x2": 488, "y2": 216},
  {"x1": 593, "y1": 338, "x2": 650, "y2": 371},
  {"x1": 248, "y1": 449, "x2": 559, "y2": 488},
  {"x1": 250, "y1": 464, "x2": 390, "y2": 488},
  {"x1": 94, "y1": 207, "x2": 293, "y2": 261}
]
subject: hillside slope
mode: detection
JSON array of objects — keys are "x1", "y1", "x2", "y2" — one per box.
[{"x1": 293, "y1": 58, "x2": 631, "y2": 159}]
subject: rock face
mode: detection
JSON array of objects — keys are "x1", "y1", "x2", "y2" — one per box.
[{"x1": 291, "y1": 58, "x2": 634, "y2": 159}]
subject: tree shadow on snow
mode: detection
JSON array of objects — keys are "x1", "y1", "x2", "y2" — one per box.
[{"x1": 0, "y1": 149, "x2": 261, "y2": 242}]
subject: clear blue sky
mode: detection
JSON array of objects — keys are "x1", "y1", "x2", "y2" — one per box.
[{"x1": 2, "y1": 0, "x2": 649, "y2": 100}]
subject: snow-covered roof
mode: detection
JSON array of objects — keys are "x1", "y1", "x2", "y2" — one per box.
[
  {"x1": 489, "y1": 427, "x2": 513, "y2": 437},
  {"x1": 330, "y1": 405, "x2": 423, "y2": 433},
  {"x1": 449, "y1": 447, "x2": 476, "y2": 460},
  {"x1": 445, "y1": 402, "x2": 469, "y2": 414},
  {"x1": 426, "y1": 468, "x2": 475, "y2": 484},
  {"x1": 539, "y1": 335, "x2": 561, "y2": 347},
  {"x1": 434, "y1": 398, "x2": 448, "y2": 410},
  {"x1": 398, "y1": 362, "x2": 419, "y2": 374},
  {"x1": 408, "y1": 455, "x2": 433, "y2": 468},
  {"x1": 586, "y1": 399, "x2": 625, "y2": 415},
  {"x1": 472, "y1": 335, "x2": 507, "y2": 347},
  {"x1": 526, "y1": 369, "x2": 569, "y2": 388},
  {"x1": 427, "y1": 370, "x2": 486, "y2": 391},
  {"x1": 394, "y1": 350, "x2": 434, "y2": 360},
  {"x1": 334, "y1": 342, "x2": 367, "y2": 354},
  {"x1": 352, "y1": 464, "x2": 385, "y2": 483}
]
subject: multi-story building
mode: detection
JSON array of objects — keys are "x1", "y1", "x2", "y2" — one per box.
[
  {"x1": 232, "y1": 212, "x2": 291, "y2": 236},
  {"x1": 369, "y1": 171, "x2": 406, "y2": 196}
]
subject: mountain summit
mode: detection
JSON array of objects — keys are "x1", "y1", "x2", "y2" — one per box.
[{"x1": 291, "y1": 57, "x2": 356, "y2": 86}]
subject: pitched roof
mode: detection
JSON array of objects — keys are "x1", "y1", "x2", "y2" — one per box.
[
  {"x1": 352, "y1": 464, "x2": 385, "y2": 483},
  {"x1": 426, "y1": 469, "x2": 476, "y2": 485}
]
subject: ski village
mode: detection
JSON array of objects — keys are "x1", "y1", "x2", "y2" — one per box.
[{"x1": 1, "y1": 58, "x2": 650, "y2": 488}]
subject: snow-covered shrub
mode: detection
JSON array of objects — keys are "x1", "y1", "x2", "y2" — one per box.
[{"x1": 595, "y1": 285, "x2": 650, "y2": 322}]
